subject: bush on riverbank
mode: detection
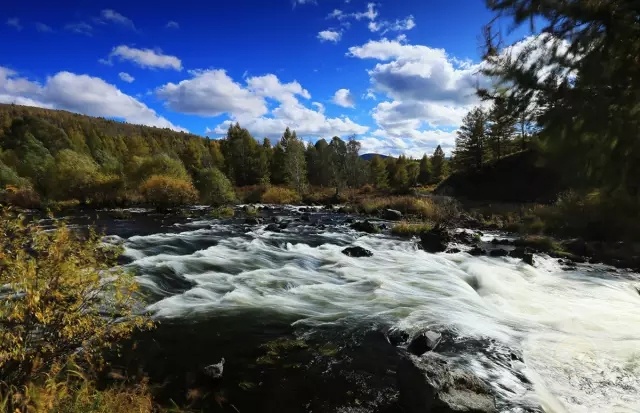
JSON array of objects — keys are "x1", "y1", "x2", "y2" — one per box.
[
  {"x1": 391, "y1": 221, "x2": 434, "y2": 237},
  {"x1": 261, "y1": 187, "x2": 302, "y2": 204},
  {"x1": 139, "y1": 175, "x2": 199, "y2": 210},
  {"x1": 355, "y1": 196, "x2": 456, "y2": 221},
  {"x1": 0, "y1": 208, "x2": 156, "y2": 411}
]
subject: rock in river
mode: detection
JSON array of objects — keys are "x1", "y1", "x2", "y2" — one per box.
[
  {"x1": 419, "y1": 225, "x2": 450, "y2": 253},
  {"x1": 407, "y1": 331, "x2": 442, "y2": 356},
  {"x1": 350, "y1": 220, "x2": 380, "y2": 234},
  {"x1": 398, "y1": 353, "x2": 496, "y2": 413},
  {"x1": 342, "y1": 246, "x2": 373, "y2": 258},
  {"x1": 382, "y1": 209, "x2": 403, "y2": 221}
]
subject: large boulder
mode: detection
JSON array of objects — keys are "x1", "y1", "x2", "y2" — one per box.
[
  {"x1": 350, "y1": 220, "x2": 381, "y2": 234},
  {"x1": 245, "y1": 217, "x2": 262, "y2": 225},
  {"x1": 342, "y1": 246, "x2": 374, "y2": 258},
  {"x1": 419, "y1": 226, "x2": 451, "y2": 253},
  {"x1": 398, "y1": 354, "x2": 496, "y2": 413},
  {"x1": 382, "y1": 209, "x2": 403, "y2": 221}
]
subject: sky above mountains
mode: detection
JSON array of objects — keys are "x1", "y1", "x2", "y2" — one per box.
[{"x1": 0, "y1": 0, "x2": 527, "y2": 157}]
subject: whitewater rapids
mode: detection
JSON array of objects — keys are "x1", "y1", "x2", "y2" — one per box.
[{"x1": 116, "y1": 206, "x2": 640, "y2": 413}]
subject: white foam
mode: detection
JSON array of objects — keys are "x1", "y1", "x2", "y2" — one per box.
[{"x1": 123, "y1": 220, "x2": 640, "y2": 412}]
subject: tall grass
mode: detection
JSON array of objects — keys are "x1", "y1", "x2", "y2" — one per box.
[
  {"x1": 391, "y1": 221, "x2": 434, "y2": 237},
  {"x1": 261, "y1": 187, "x2": 302, "y2": 204},
  {"x1": 356, "y1": 195, "x2": 456, "y2": 221}
]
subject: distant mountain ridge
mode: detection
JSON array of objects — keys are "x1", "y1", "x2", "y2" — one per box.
[{"x1": 359, "y1": 153, "x2": 391, "y2": 160}]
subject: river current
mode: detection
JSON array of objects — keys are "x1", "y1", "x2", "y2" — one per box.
[{"x1": 86, "y1": 205, "x2": 640, "y2": 412}]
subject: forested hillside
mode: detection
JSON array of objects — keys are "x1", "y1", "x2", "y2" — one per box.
[{"x1": 0, "y1": 103, "x2": 450, "y2": 208}]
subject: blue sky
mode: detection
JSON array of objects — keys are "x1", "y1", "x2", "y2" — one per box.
[{"x1": 0, "y1": 0, "x2": 528, "y2": 156}]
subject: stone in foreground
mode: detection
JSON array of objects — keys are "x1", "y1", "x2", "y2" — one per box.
[{"x1": 398, "y1": 353, "x2": 496, "y2": 413}]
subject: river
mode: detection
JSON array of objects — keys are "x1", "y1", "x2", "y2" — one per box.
[{"x1": 66, "y1": 205, "x2": 640, "y2": 412}]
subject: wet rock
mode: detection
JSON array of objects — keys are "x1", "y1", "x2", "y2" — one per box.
[
  {"x1": 265, "y1": 223, "x2": 280, "y2": 232},
  {"x1": 446, "y1": 248, "x2": 461, "y2": 254},
  {"x1": 453, "y1": 231, "x2": 479, "y2": 245},
  {"x1": 317, "y1": 224, "x2": 327, "y2": 230},
  {"x1": 342, "y1": 246, "x2": 373, "y2": 258},
  {"x1": 562, "y1": 238, "x2": 590, "y2": 257},
  {"x1": 301, "y1": 213, "x2": 312, "y2": 222},
  {"x1": 509, "y1": 247, "x2": 534, "y2": 265},
  {"x1": 407, "y1": 331, "x2": 442, "y2": 356},
  {"x1": 278, "y1": 222, "x2": 289, "y2": 229},
  {"x1": 468, "y1": 246, "x2": 486, "y2": 256},
  {"x1": 419, "y1": 225, "x2": 450, "y2": 253},
  {"x1": 489, "y1": 249, "x2": 509, "y2": 257},
  {"x1": 385, "y1": 328, "x2": 410, "y2": 347},
  {"x1": 271, "y1": 216, "x2": 283, "y2": 224},
  {"x1": 350, "y1": 220, "x2": 380, "y2": 234},
  {"x1": 491, "y1": 238, "x2": 513, "y2": 246},
  {"x1": 245, "y1": 217, "x2": 262, "y2": 225},
  {"x1": 398, "y1": 353, "x2": 495, "y2": 413},
  {"x1": 382, "y1": 209, "x2": 403, "y2": 221},
  {"x1": 243, "y1": 205, "x2": 257, "y2": 214},
  {"x1": 345, "y1": 217, "x2": 355, "y2": 224}
]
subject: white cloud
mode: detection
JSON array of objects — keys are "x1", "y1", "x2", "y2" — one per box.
[
  {"x1": 246, "y1": 74, "x2": 311, "y2": 103},
  {"x1": 6, "y1": 18, "x2": 22, "y2": 30},
  {"x1": 317, "y1": 30, "x2": 342, "y2": 43},
  {"x1": 327, "y1": 9, "x2": 346, "y2": 20},
  {"x1": 118, "y1": 72, "x2": 135, "y2": 83},
  {"x1": 106, "y1": 45, "x2": 182, "y2": 70},
  {"x1": 156, "y1": 69, "x2": 267, "y2": 117},
  {"x1": 0, "y1": 66, "x2": 183, "y2": 131},
  {"x1": 332, "y1": 88, "x2": 355, "y2": 108},
  {"x1": 348, "y1": 38, "x2": 483, "y2": 104},
  {"x1": 354, "y1": 3, "x2": 378, "y2": 21},
  {"x1": 35, "y1": 22, "x2": 53, "y2": 32},
  {"x1": 100, "y1": 9, "x2": 135, "y2": 29},
  {"x1": 65, "y1": 22, "x2": 92, "y2": 36},
  {"x1": 156, "y1": 69, "x2": 367, "y2": 139},
  {"x1": 166, "y1": 21, "x2": 179, "y2": 29}
]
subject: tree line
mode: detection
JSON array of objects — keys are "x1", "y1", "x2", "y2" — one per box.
[{"x1": 0, "y1": 104, "x2": 450, "y2": 208}]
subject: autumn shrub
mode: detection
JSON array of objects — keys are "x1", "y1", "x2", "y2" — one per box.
[
  {"x1": 210, "y1": 206, "x2": 235, "y2": 219},
  {"x1": 0, "y1": 185, "x2": 41, "y2": 209},
  {"x1": 261, "y1": 187, "x2": 301, "y2": 204},
  {"x1": 356, "y1": 196, "x2": 451, "y2": 221},
  {"x1": 139, "y1": 175, "x2": 198, "y2": 209},
  {"x1": 0, "y1": 209, "x2": 153, "y2": 385},
  {"x1": 1, "y1": 361, "x2": 155, "y2": 413},
  {"x1": 391, "y1": 221, "x2": 434, "y2": 237}
]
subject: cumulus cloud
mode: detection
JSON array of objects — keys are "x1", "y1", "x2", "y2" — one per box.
[
  {"x1": 118, "y1": 72, "x2": 135, "y2": 83},
  {"x1": 317, "y1": 29, "x2": 342, "y2": 43},
  {"x1": 65, "y1": 22, "x2": 92, "y2": 36},
  {"x1": 105, "y1": 45, "x2": 182, "y2": 70},
  {"x1": 100, "y1": 9, "x2": 135, "y2": 29},
  {"x1": 348, "y1": 38, "x2": 483, "y2": 104},
  {"x1": 156, "y1": 69, "x2": 367, "y2": 139},
  {"x1": 0, "y1": 66, "x2": 183, "y2": 131},
  {"x1": 6, "y1": 18, "x2": 22, "y2": 31},
  {"x1": 166, "y1": 21, "x2": 179, "y2": 29},
  {"x1": 35, "y1": 22, "x2": 53, "y2": 32},
  {"x1": 327, "y1": 3, "x2": 414, "y2": 34},
  {"x1": 354, "y1": 3, "x2": 378, "y2": 21},
  {"x1": 156, "y1": 69, "x2": 268, "y2": 117},
  {"x1": 332, "y1": 88, "x2": 355, "y2": 108}
]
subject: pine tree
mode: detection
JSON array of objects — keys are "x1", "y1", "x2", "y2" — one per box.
[
  {"x1": 407, "y1": 161, "x2": 420, "y2": 188},
  {"x1": 345, "y1": 135, "x2": 364, "y2": 189},
  {"x1": 329, "y1": 137, "x2": 347, "y2": 195},
  {"x1": 270, "y1": 143, "x2": 286, "y2": 185},
  {"x1": 369, "y1": 155, "x2": 388, "y2": 189},
  {"x1": 453, "y1": 107, "x2": 488, "y2": 171},
  {"x1": 487, "y1": 96, "x2": 516, "y2": 160},
  {"x1": 431, "y1": 145, "x2": 446, "y2": 182},
  {"x1": 418, "y1": 154, "x2": 431, "y2": 185}
]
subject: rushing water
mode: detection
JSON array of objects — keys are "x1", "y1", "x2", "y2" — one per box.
[{"x1": 93, "y1": 205, "x2": 640, "y2": 412}]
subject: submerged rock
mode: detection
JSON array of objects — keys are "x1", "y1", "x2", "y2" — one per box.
[
  {"x1": 382, "y1": 209, "x2": 403, "y2": 221},
  {"x1": 407, "y1": 331, "x2": 442, "y2": 356},
  {"x1": 453, "y1": 231, "x2": 479, "y2": 245},
  {"x1": 245, "y1": 217, "x2": 262, "y2": 225},
  {"x1": 419, "y1": 226, "x2": 450, "y2": 253},
  {"x1": 489, "y1": 249, "x2": 509, "y2": 257},
  {"x1": 468, "y1": 246, "x2": 486, "y2": 256},
  {"x1": 398, "y1": 354, "x2": 496, "y2": 413},
  {"x1": 350, "y1": 220, "x2": 380, "y2": 234},
  {"x1": 446, "y1": 248, "x2": 461, "y2": 254},
  {"x1": 342, "y1": 246, "x2": 373, "y2": 258},
  {"x1": 265, "y1": 223, "x2": 281, "y2": 232}
]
